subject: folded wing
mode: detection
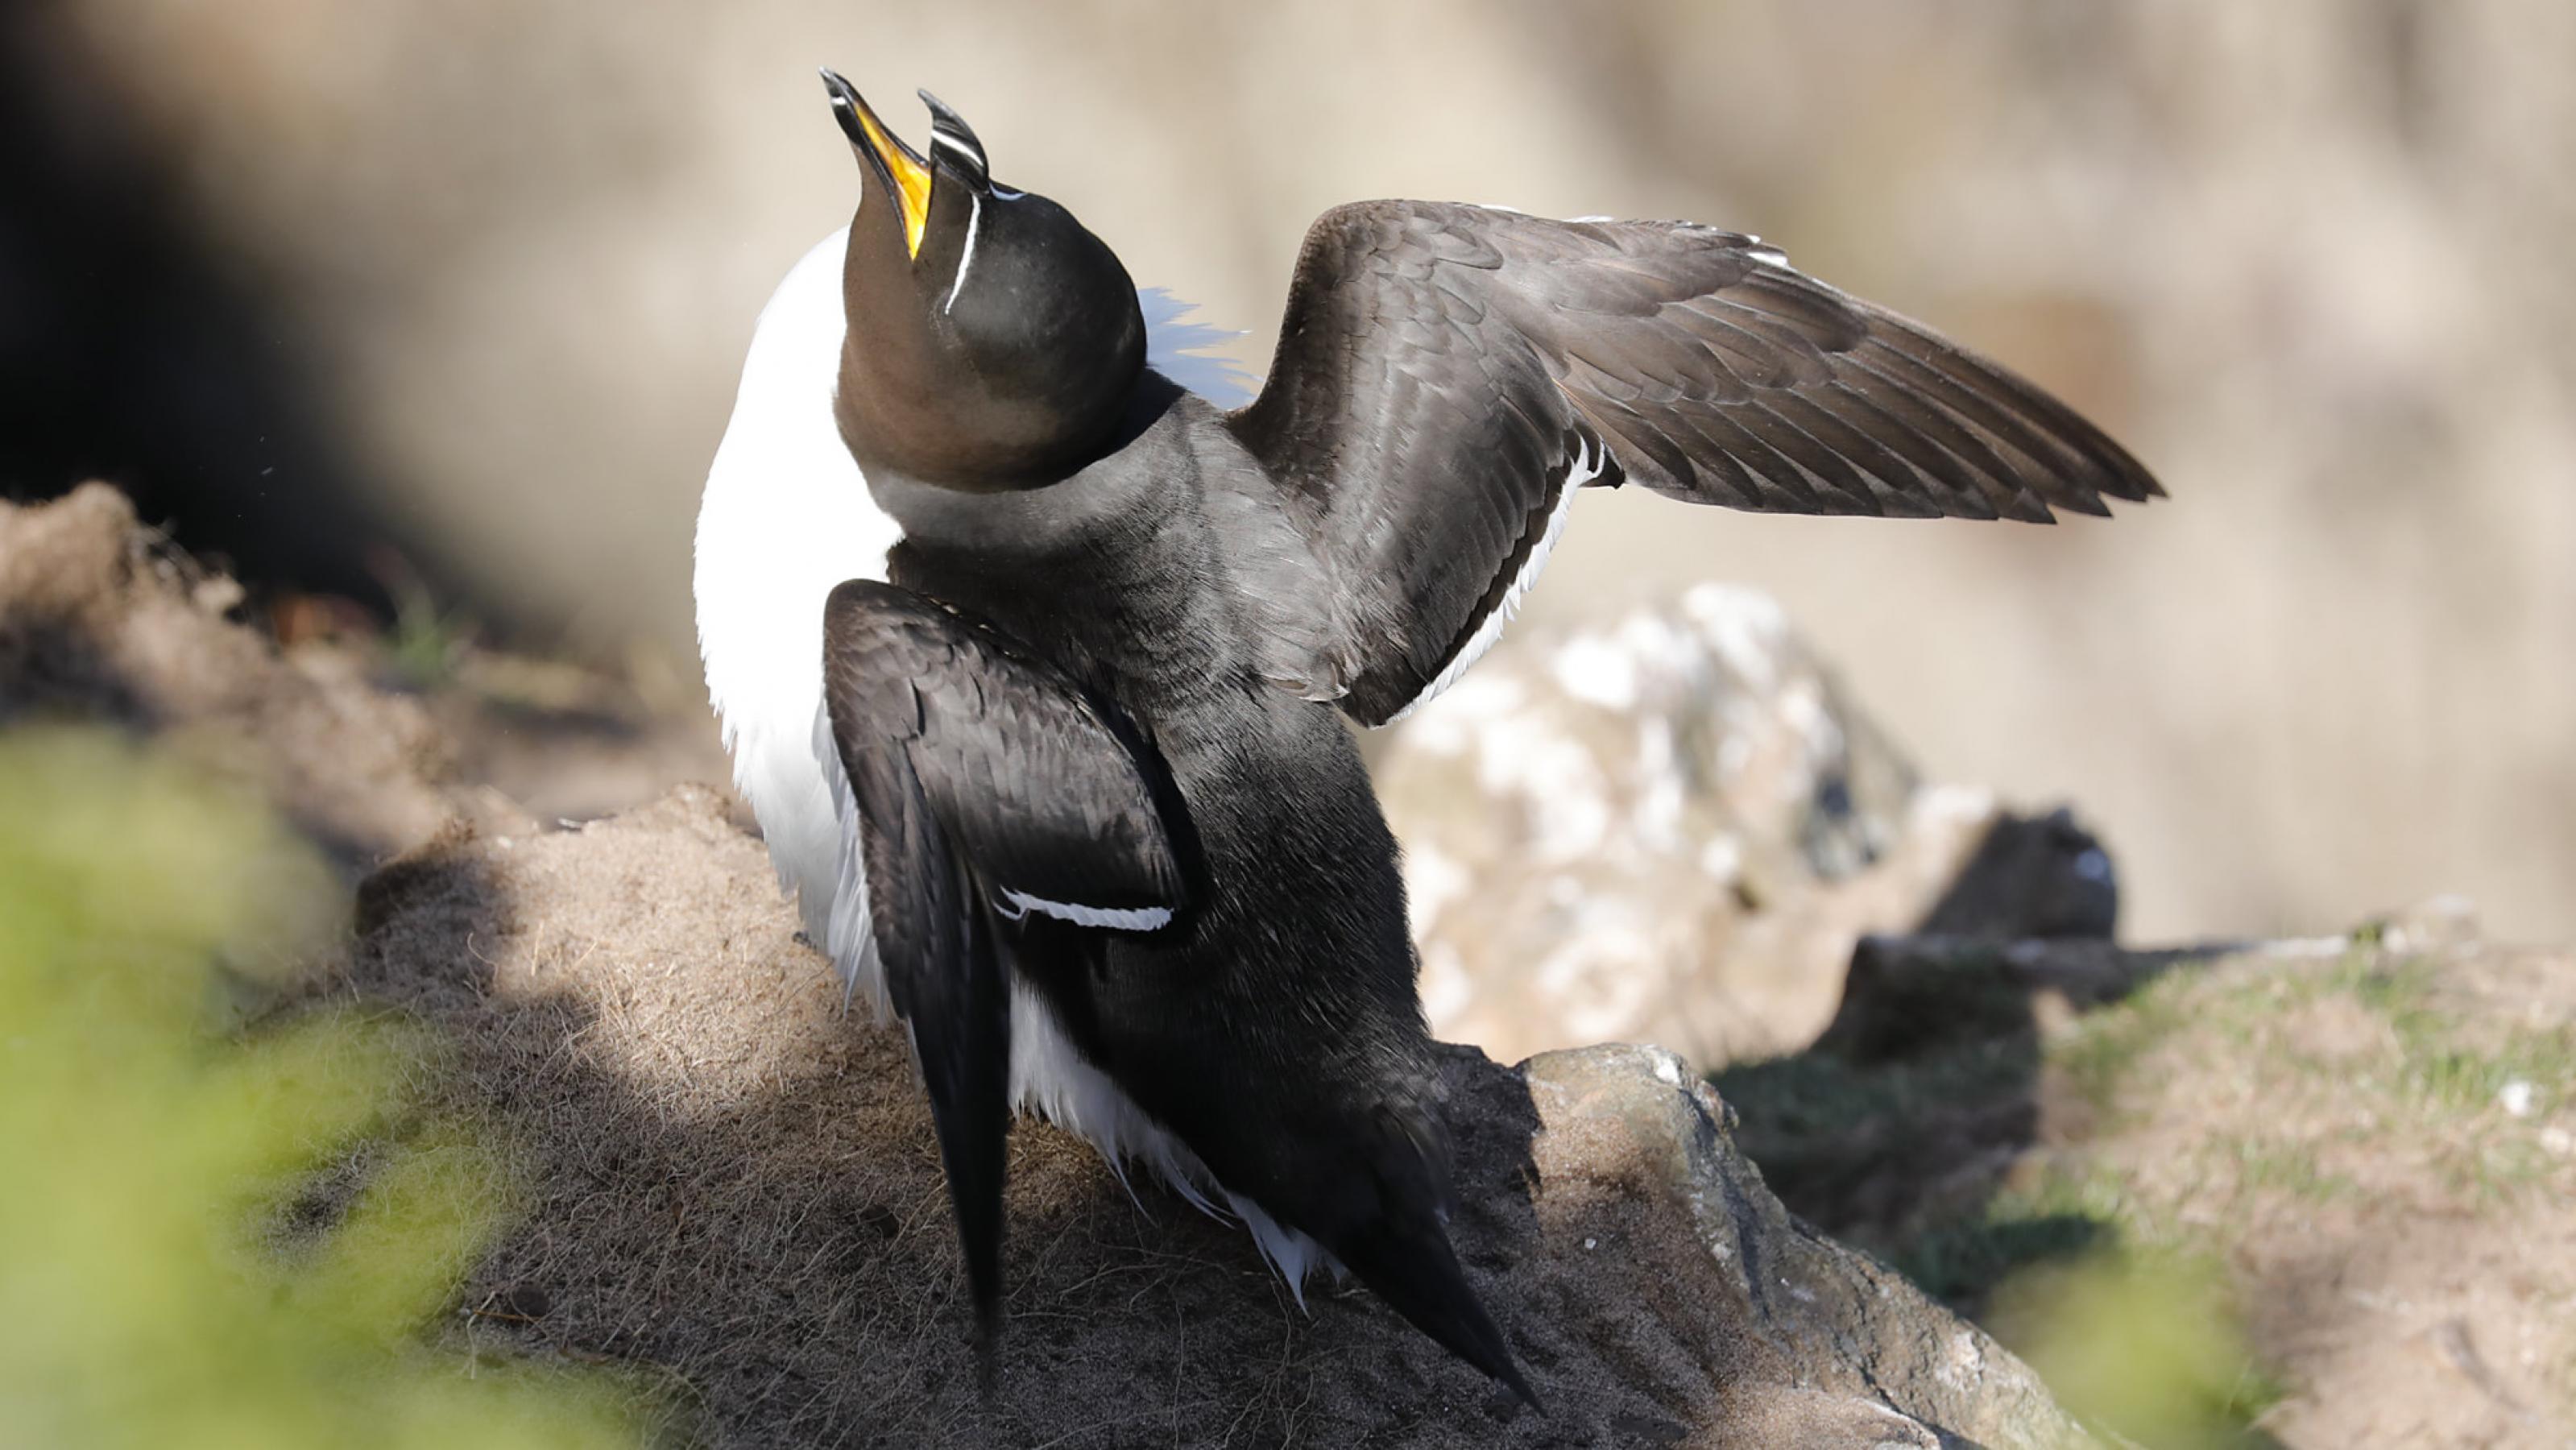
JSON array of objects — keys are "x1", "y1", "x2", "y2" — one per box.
[
  {"x1": 819, "y1": 579, "x2": 1189, "y2": 1360},
  {"x1": 1227, "y1": 200, "x2": 2162, "y2": 725}
]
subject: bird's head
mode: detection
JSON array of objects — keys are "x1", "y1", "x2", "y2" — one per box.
[{"x1": 822, "y1": 70, "x2": 1145, "y2": 490}]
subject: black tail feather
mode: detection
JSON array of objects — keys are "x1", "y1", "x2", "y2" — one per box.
[
  {"x1": 1332, "y1": 1212, "x2": 1539, "y2": 1409},
  {"x1": 896, "y1": 840, "x2": 1013, "y2": 1389}
]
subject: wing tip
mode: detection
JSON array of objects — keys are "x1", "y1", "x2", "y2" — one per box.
[{"x1": 2059, "y1": 450, "x2": 2168, "y2": 516}]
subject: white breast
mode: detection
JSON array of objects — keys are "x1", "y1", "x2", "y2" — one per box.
[
  {"x1": 695, "y1": 227, "x2": 895, "y2": 957},
  {"x1": 690, "y1": 229, "x2": 1323, "y2": 1287}
]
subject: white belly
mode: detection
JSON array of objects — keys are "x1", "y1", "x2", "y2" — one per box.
[{"x1": 691, "y1": 229, "x2": 1324, "y2": 1294}]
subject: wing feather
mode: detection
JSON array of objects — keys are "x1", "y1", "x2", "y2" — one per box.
[
  {"x1": 819, "y1": 579, "x2": 1190, "y2": 1358},
  {"x1": 1228, "y1": 201, "x2": 2162, "y2": 723}
]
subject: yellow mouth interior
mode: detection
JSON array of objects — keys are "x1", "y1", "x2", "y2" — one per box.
[{"x1": 856, "y1": 109, "x2": 932, "y2": 258}]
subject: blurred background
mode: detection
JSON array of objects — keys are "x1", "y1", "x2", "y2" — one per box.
[{"x1": 6, "y1": 0, "x2": 2570, "y2": 944}]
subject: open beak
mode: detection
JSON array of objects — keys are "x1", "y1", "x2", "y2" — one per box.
[{"x1": 822, "y1": 68, "x2": 932, "y2": 259}]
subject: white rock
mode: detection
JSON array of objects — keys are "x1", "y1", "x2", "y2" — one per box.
[{"x1": 2499, "y1": 1079, "x2": 2536, "y2": 1117}]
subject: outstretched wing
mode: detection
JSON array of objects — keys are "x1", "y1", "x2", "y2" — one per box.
[
  {"x1": 1227, "y1": 200, "x2": 2163, "y2": 725},
  {"x1": 819, "y1": 579, "x2": 1189, "y2": 1357}
]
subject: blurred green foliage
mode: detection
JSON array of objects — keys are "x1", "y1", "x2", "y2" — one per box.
[
  {"x1": 1988, "y1": 1250, "x2": 2280, "y2": 1450},
  {"x1": 0, "y1": 727, "x2": 644, "y2": 1449}
]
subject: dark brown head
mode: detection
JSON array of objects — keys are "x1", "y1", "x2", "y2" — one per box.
[{"x1": 822, "y1": 72, "x2": 1145, "y2": 490}]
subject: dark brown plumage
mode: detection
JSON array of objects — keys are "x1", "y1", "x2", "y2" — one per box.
[{"x1": 1231, "y1": 201, "x2": 2161, "y2": 723}]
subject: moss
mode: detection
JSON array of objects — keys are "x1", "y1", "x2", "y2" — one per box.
[
  {"x1": 1713, "y1": 1026, "x2": 2040, "y2": 1253},
  {"x1": 379, "y1": 562, "x2": 479, "y2": 691},
  {"x1": 1892, "y1": 1208, "x2": 2113, "y2": 1308},
  {"x1": 2219, "y1": 1137, "x2": 2359, "y2": 1205},
  {"x1": 1986, "y1": 1249, "x2": 2284, "y2": 1449},
  {"x1": 2050, "y1": 967, "x2": 2197, "y2": 1121}
]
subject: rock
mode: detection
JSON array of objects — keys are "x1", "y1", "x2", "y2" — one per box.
[
  {"x1": 1913, "y1": 809, "x2": 2118, "y2": 942},
  {"x1": 1516, "y1": 1045, "x2": 2089, "y2": 1450},
  {"x1": 333, "y1": 788, "x2": 2097, "y2": 1448},
  {"x1": 1377, "y1": 587, "x2": 2114, "y2": 1068},
  {"x1": 2365, "y1": 893, "x2": 2483, "y2": 955},
  {"x1": 1815, "y1": 934, "x2": 2191, "y2": 1066}
]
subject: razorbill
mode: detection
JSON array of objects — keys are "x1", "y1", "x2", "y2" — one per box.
[{"x1": 694, "y1": 71, "x2": 2161, "y2": 1401}]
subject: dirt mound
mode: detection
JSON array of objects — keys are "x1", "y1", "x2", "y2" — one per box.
[
  {"x1": 0, "y1": 481, "x2": 731, "y2": 860},
  {"x1": 1722, "y1": 905, "x2": 2576, "y2": 1447},
  {"x1": 335, "y1": 788, "x2": 2092, "y2": 1448},
  {"x1": 0, "y1": 483, "x2": 459, "y2": 864}
]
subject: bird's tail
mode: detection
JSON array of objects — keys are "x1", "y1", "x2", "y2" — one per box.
[
  {"x1": 1331, "y1": 1204, "x2": 1538, "y2": 1408},
  {"x1": 1305, "y1": 1100, "x2": 1538, "y2": 1407}
]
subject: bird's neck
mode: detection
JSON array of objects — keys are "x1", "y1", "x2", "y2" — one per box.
[{"x1": 859, "y1": 372, "x2": 1193, "y2": 559}]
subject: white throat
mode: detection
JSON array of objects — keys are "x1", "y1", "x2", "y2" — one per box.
[{"x1": 695, "y1": 227, "x2": 897, "y2": 949}]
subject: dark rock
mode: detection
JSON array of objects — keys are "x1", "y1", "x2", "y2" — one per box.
[
  {"x1": 1916, "y1": 808, "x2": 2119, "y2": 942},
  {"x1": 1816, "y1": 934, "x2": 2191, "y2": 1066}
]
